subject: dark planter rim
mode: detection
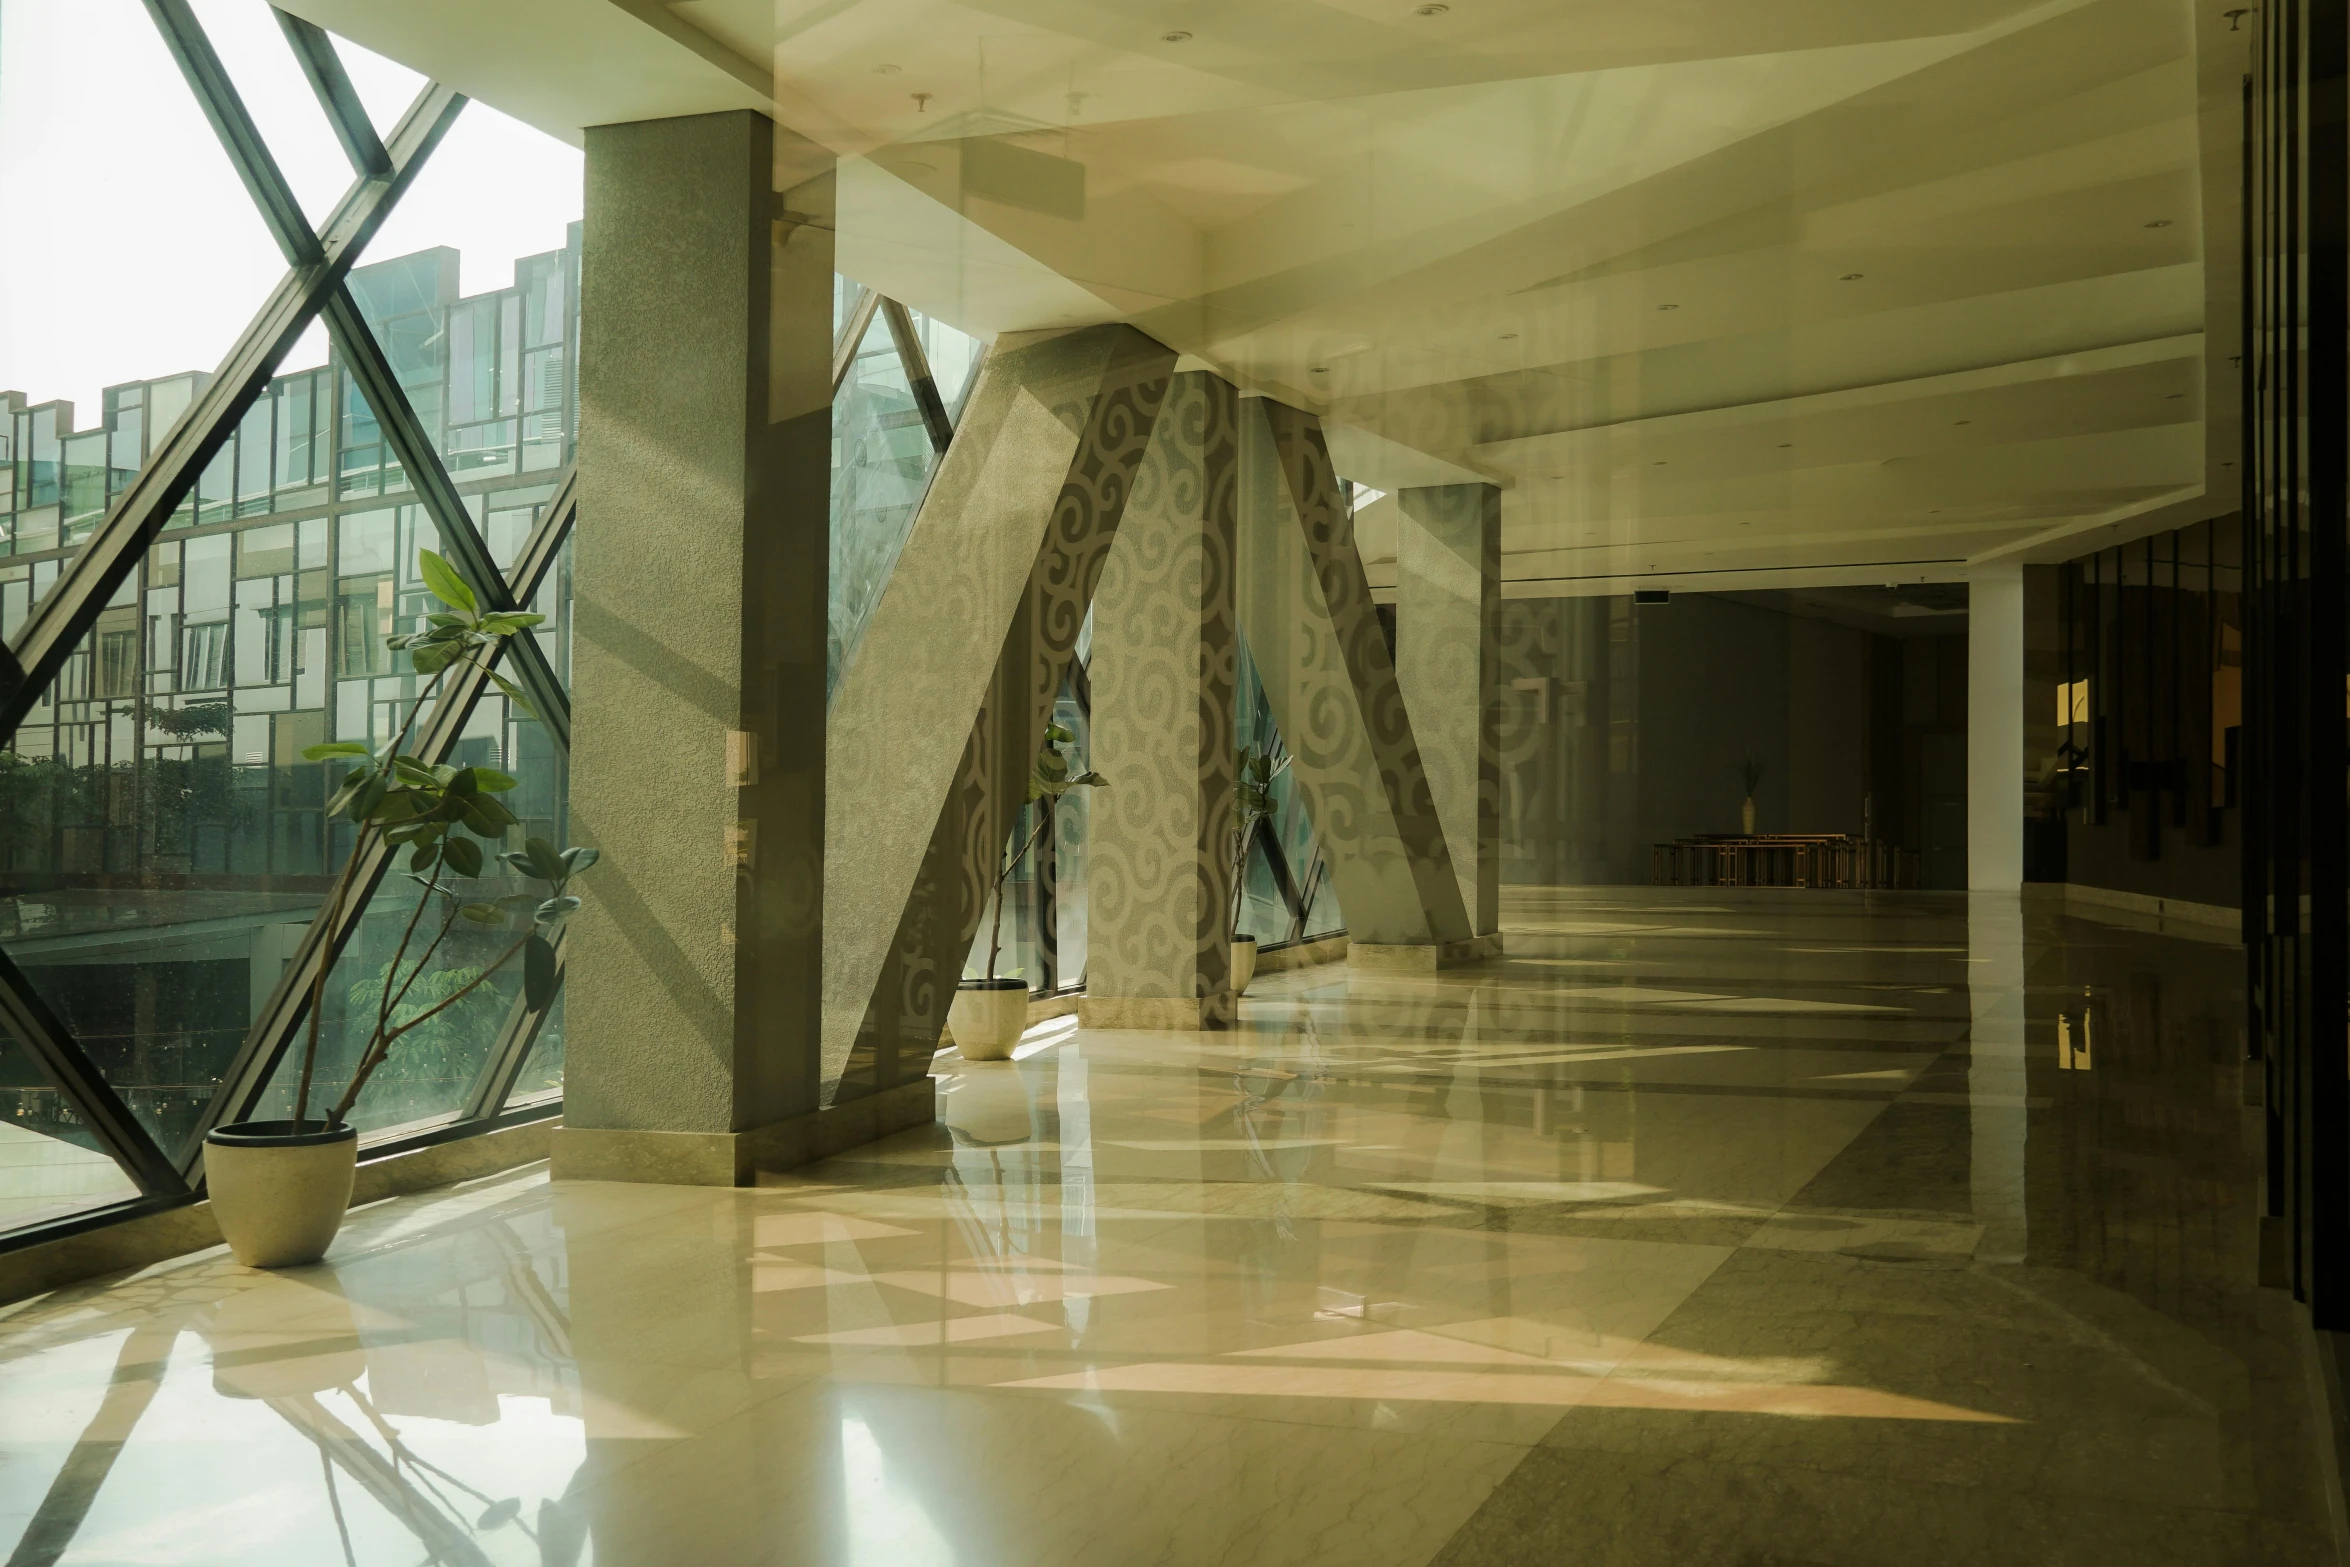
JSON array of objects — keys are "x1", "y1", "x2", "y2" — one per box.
[
  {"x1": 1233, "y1": 934, "x2": 1259, "y2": 945},
  {"x1": 206, "y1": 1119, "x2": 359, "y2": 1149},
  {"x1": 956, "y1": 977, "x2": 1030, "y2": 992}
]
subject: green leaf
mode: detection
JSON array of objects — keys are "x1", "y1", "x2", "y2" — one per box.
[
  {"x1": 425, "y1": 612, "x2": 470, "y2": 629},
  {"x1": 410, "y1": 640, "x2": 461, "y2": 676},
  {"x1": 418, "y1": 549, "x2": 477, "y2": 614},
  {"x1": 460, "y1": 903, "x2": 505, "y2": 924},
  {"x1": 408, "y1": 841, "x2": 441, "y2": 872},
  {"x1": 350, "y1": 776, "x2": 389, "y2": 823},
  {"x1": 442, "y1": 836, "x2": 485, "y2": 877},
  {"x1": 535, "y1": 895, "x2": 581, "y2": 925},
  {"x1": 561, "y1": 846, "x2": 599, "y2": 876},
  {"x1": 488, "y1": 672, "x2": 539, "y2": 724},
  {"x1": 390, "y1": 757, "x2": 439, "y2": 787},
  {"x1": 521, "y1": 837, "x2": 567, "y2": 883},
  {"x1": 302, "y1": 742, "x2": 370, "y2": 760},
  {"x1": 464, "y1": 795, "x2": 515, "y2": 834},
  {"x1": 524, "y1": 934, "x2": 559, "y2": 1012},
  {"x1": 1069, "y1": 770, "x2": 1105, "y2": 787},
  {"x1": 472, "y1": 768, "x2": 519, "y2": 793},
  {"x1": 480, "y1": 612, "x2": 546, "y2": 634}
]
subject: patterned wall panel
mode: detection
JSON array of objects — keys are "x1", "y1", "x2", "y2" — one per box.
[
  {"x1": 1086, "y1": 372, "x2": 1239, "y2": 1017},
  {"x1": 1236, "y1": 398, "x2": 1470, "y2": 948},
  {"x1": 1395, "y1": 484, "x2": 1501, "y2": 937},
  {"x1": 823, "y1": 327, "x2": 1175, "y2": 1103}
]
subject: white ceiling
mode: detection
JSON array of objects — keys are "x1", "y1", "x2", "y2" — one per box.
[{"x1": 282, "y1": 0, "x2": 2244, "y2": 592}]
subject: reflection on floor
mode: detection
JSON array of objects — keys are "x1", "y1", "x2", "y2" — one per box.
[{"x1": 0, "y1": 888, "x2": 2335, "y2": 1565}]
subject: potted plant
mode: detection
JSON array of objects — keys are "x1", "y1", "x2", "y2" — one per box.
[
  {"x1": 202, "y1": 550, "x2": 593, "y2": 1269},
  {"x1": 1739, "y1": 759, "x2": 1764, "y2": 835},
  {"x1": 1228, "y1": 742, "x2": 1286, "y2": 996},
  {"x1": 950, "y1": 723, "x2": 1100, "y2": 1061}
]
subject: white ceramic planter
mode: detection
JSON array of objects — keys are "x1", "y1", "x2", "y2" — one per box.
[
  {"x1": 1231, "y1": 936, "x2": 1259, "y2": 997},
  {"x1": 203, "y1": 1120, "x2": 358, "y2": 1269},
  {"x1": 949, "y1": 980, "x2": 1030, "y2": 1061}
]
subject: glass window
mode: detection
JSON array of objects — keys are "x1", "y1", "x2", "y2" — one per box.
[{"x1": 0, "y1": 1030, "x2": 140, "y2": 1231}]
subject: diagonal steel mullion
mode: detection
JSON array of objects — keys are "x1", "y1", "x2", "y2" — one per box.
[
  {"x1": 458, "y1": 927, "x2": 564, "y2": 1121},
  {"x1": 0, "y1": 81, "x2": 464, "y2": 741},
  {"x1": 273, "y1": 10, "x2": 389, "y2": 177},
  {"x1": 145, "y1": 0, "x2": 322, "y2": 268},
  {"x1": 880, "y1": 298, "x2": 955, "y2": 453},
  {"x1": 322, "y1": 287, "x2": 572, "y2": 750},
  {"x1": 180, "y1": 472, "x2": 577, "y2": 1175},
  {"x1": 0, "y1": 947, "x2": 184, "y2": 1195},
  {"x1": 833, "y1": 286, "x2": 883, "y2": 396}
]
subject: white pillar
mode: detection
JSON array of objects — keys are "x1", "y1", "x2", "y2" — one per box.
[{"x1": 1966, "y1": 565, "x2": 2024, "y2": 892}]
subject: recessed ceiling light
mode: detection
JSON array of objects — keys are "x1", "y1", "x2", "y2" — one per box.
[
  {"x1": 1161, "y1": 28, "x2": 1193, "y2": 41},
  {"x1": 2165, "y1": 392, "x2": 2185, "y2": 399},
  {"x1": 1653, "y1": 460, "x2": 1667, "y2": 466},
  {"x1": 1953, "y1": 419, "x2": 1972, "y2": 426},
  {"x1": 1308, "y1": 365, "x2": 1329, "y2": 374},
  {"x1": 1415, "y1": 3, "x2": 1450, "y2": 13},
  {"x1": 2144, "y1": 219, "x2": 2173, "y2": 228},
  {"x1": 1778, "y1": 442, "x2": 1794, "y2": 449},
  {"x1": 1498, "y1": 331, "x2": 1518, "y2": 340},
  {"x1": 872, "y1": 63, "x2": 901, "y2": 74},
  {"x1": 1839, "y1": 272, "x2": 1864, "y2": 281},
  {"x1": 1657, "y1": 303, "x2": 1679, "y2": 312}
]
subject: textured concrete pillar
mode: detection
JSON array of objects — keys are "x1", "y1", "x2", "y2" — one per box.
[
  {"x1": 553, "y1": 112, "x2": 871, "y2": 1186},
  {"x1": 1081, "y1": 371, "x2": 1239, "y2": 1030},
  {"x1": 1236, "y1": 397, "x2": 1481, "y2": 967},
  {"x1": 824, "y1": 327, "x2": 1176, "y2": 1102},
  {"x1": 1968, "y1": 565, "x2": 2024, "y2": 893},
  {"x1": 1396, "y1": 484, "x2": 1501, "y2": 940}
]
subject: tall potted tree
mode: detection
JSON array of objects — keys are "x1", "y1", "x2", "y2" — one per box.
[
  {"x1": 1228, "y1": 742, "x2": 1285, "y2": 997},
  {"x1": 202, "y1": 551, "x2": 593, "y2": 1268},
  {"x1": 949, "y1": 723, "x2": 1100, "y2": 1060}
]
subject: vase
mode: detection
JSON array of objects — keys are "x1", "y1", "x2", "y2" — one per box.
[
  {"x1": 948, "y1": 978, "x2": 1030, "y2": 1061},
  {"x1": 1741, "y1": 797, "x2": 1757, "y2": 834},
  {"x1": 1231, "y1": 936, "x2": 1259, "y2": 997},
  {"x1": 202, "y1": 1120, "x2": 359, "y2": 1269}
]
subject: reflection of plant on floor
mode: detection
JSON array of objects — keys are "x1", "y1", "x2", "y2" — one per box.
[{"x1": 291, "y1": 550, "x2": 595, "y2": 1130}]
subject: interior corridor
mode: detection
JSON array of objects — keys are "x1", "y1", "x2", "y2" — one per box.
[{"x1": 0, "y1": 889, "x2": 2331, "y2": 1566}]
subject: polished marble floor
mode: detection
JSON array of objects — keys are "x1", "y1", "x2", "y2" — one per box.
[{"x1": 0, "y1": 888, "x2": 2335, "y2": 1565}]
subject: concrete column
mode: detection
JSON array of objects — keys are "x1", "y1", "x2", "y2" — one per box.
[
  {"x1": 1395, "y1": 483, "x2": 1501, "y2": 940},
  {"x1": 1967, "y1": 565, "x2": 2025, "y2": 892},
  {"x1": 1236, "y1": 397, "x2": 1482, "y2": 968},
  {"x1": 823, "y1": 327, "x2": 1177, "y2": 1101},
  {"x1": 552, "y1": 111, "x2": 858, "y2": 1187},
  {"x1": 1081, "y1": 370, "x2": 1239, "y2": 1030}
]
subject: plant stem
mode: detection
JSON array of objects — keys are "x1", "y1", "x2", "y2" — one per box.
[
  {"x1": 376, "y1": 861, "x2": 445, "y2": 1055},
  {"x1": 330, "y1": 921, "x2": 526, "y2": 1125},
  {"x1": 987, "y1": 807, "x2": 1052, "y2": 982},
  {"x1": 290, "y1": 654, "x2": 460, "y2": 1129}
]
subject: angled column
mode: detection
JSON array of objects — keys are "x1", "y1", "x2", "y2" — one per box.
[
  {"x1": 1395, "y1": 483, "x2": 1502, "y2": 942},
  {"x1": 824, "y1": 327, "x2": 1177, "y2": 1101},
  {"x1": 1237, "y1": 397, "x2": 1482, "y2": 968},
  {"x1": 553, "y1": 111, "x2": 858, "y2": 1186},
  {"x1": 1082, "y1": 370, "x2": 1240, "y2": 1030}
]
